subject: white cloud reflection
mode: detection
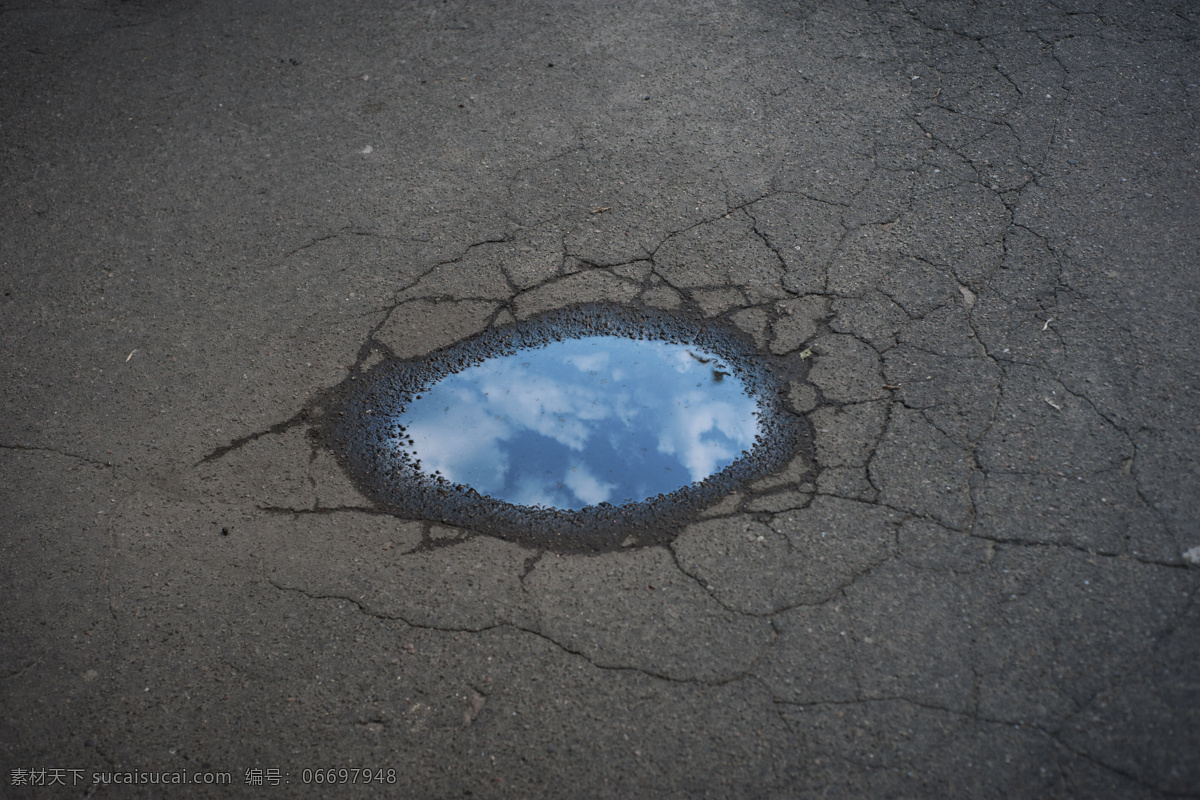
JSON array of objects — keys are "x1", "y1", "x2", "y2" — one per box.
[
  {"x1": 656, "y1": 391, "x2": 761, "y2": 482},
  {"x1": 563, "y1": 461, "x2": 615, "y2": 506},
  {"x1": 403, "y1": 386, "x2": 509, "y2": 486},
  {"x1": 394, "y1": 336, "x2": 760, "y2": 510}
]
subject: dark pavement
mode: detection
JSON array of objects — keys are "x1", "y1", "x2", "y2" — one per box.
[{"x1": 2, "y1": 1, "x2": 1198, "y2": 797}]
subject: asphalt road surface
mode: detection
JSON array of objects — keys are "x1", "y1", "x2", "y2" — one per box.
[{"x1": 2, "y1": 1, "x2": 1198, "y2": 797}]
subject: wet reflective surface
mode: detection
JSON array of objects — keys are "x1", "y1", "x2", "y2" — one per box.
[
  {"x1": 328, "y1": 305, "x2": 805, "y2": 550},
  {"x1": 392, "y1": 336, "x2": 760, "y2": 510}
]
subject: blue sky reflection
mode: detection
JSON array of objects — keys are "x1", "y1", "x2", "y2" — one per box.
[{"x1": 393, "y1": 336, "x2": 761, "y2": 510}]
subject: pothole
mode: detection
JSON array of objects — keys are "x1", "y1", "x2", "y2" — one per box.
[{"x1": 327, "y1": 304, "x2": 808, "y2": 550}]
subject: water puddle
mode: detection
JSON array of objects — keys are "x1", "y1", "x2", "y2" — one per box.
[
  {"x1": 395, "y1": 336, "x2": 759, "y2": 511},
  {"x1": 329, "y1": 306, "x2": 804, "y2": 550}
]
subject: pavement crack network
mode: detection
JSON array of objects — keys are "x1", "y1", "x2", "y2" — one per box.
[
  {"x1": 382, "y1": 229, "x2": 521, "y2": 307},
  {"x1": 639, "y1": 193, "x2": 774, "y2": 263}
]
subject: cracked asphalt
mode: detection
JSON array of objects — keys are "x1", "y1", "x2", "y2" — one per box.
[{"x1": 2, "y1": 0, "x2": 1198, "y2": 797}]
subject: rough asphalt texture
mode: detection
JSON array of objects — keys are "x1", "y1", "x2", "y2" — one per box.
[{"x1": 2, "y1": 1, "x2": 1198, "y2": 797}]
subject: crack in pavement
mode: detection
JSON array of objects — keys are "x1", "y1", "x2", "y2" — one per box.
[
  {"x1": 0, "y1": 441, "x2": 113, "y2": 468},
  {"x1": 769, "y1": 691, "x2": 1191, "y2": 796},
  {"x1": 1, "y1": 658, "x2": 43, "y2": 682},
  {"x1": 195, "y1": 409, "x2": 311, "y2": 466},
  {"x1": 265, "y1": 577, "x2": 772, "y2": 689},
  {"x1": 6, "y1": 1, "x2": 1198, "y2": 796}
]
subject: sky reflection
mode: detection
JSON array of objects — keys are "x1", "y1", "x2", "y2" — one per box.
[{"x1": 393, "y1": 336, "x2": 761, "y2": 510}]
